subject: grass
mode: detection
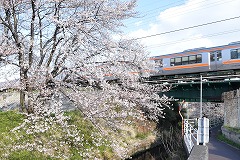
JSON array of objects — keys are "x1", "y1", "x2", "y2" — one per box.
[
  {"x1": 135, "y1": 132, "x2": 149, "y2": 140},
  {"x1": 217, "y1": 133, "x2": 240, "y2": 149},
  {"x1": 8, "y1": 150, "x2": 56, "y2": 160},
  {"x1": 0, "y1": 110, "x2": 113, "y2": 159},
  {"x1": 223, "y1": 126, "x2": 240, "y2": 134},
  {"x1": 0, "y1": 109, "x2": 157, "y2": 159},
  {"x1": 0, "y1": 110, "x2": 24, "y2": 133}
]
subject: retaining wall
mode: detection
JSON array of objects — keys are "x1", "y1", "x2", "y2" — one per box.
[
  {"x1": 221, "y1": 126, "x2": 240, "y2": 145},
  {"x1": 222, "y1": 89, "x2": 240, "y2": 128}
]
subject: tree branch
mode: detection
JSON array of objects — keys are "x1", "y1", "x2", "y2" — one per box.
[{"x1": 28, "y1": 0, "x2": 36, "y2": 67}]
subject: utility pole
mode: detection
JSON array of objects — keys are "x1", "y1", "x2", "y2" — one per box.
[
  {"x1": 200, "y1": 75, "x2": 203, "y2": 118},
  {"x1": 197, "y1": 75, "x2": 209, "y2": 145}
]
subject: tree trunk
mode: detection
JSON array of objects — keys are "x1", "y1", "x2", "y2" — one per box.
[
  {"x1": 20, "y1": 90, "x2": 26, "y2": 112},
  {"x1": 19, "y1": 51, "x2": 30, "y2": 113},
  {"x1": 19, "y1": 68, "x2": 33, "y2": 113},
  {"x1": 19, "y1": 67, "x2": 26, "y2": 112}
]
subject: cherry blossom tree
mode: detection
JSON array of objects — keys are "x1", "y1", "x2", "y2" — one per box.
[
  {"x1": 0, "y1": 0, "x2": 172, "y2": 158},
  {"x1": 0, "y1": 0, "x2": 172, "y2": 120}
]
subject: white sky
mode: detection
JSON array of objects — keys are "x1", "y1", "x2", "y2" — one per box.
[
  {"x1": 1, "y1": 0, "x2": 240, "y2": 82},
  {"x1": 124, "y1": 0, "x2": 240, "y2": 56},
  {"x1": 0, "y1": 65, "x2": 19, "y2": 83}
]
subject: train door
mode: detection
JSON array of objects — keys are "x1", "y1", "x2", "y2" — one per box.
[{"x1": 210, "y1": 50, "x2": 222, "y2": 70}]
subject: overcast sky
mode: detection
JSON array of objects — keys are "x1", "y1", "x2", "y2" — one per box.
[{"x1": 124, "y1": 0, "x2": 240, "y2": 56}]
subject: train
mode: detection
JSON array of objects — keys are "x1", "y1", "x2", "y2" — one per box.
[{"x1": 149, "y1": 41, "x2": 240, "y2": 79}]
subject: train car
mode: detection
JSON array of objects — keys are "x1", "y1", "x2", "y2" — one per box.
[{"x1": 150, "y1": 41, "x2": 240, "y2": 79}]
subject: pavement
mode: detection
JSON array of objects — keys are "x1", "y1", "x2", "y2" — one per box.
[{"x1": 207, "y1": 126, "x2": 240, "y2": 160}]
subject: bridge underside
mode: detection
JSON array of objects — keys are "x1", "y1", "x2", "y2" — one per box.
[{"x1": 159, "y1": 81, "x2": 240, "y2": 102}]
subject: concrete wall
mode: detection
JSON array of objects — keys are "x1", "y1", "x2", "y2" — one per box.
[
  {"x1": 222, "y1": 89, "x2": 240, "y2": 128},
  {"x1": 221, "y1": 126, "x2": 240, "y2": 145},
  {"x1": 188, "y1": 145, "x2": 208, "y2": 160},
  {"x1": 0, "y1": 91, "x2": 20, "y2": 110}
]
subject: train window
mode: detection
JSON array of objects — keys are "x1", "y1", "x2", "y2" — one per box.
[
  {"x1": 175, "y1": 57, "x2": 182, "y2": 65},
  {"x1": 196, "y1": 54, "x2": 202, "y2": 63},
  {"x1": 210, "y1": 51, "x2": 222, "y2": 61},
  {"x1": 216, "y1": 51, "x2": 222, "y2": 61},
  {"x1": 182, "y1": 56, "x2": 189, "y2": 65},
  {"x1": 170, "y1": 58, "x2": 175, "y2": 66},
  {"x1": 170, "y1": 54, "x2": 202, "y2": 66},
  {"x1": 231, "y1": 49, "x2": 240, "y2": 59},
  {"x1": 210, "y1": 53, "x2": 215, "y2": 61},
  {"x1": 189, "y1": 55, "x2": 197, "y2": 64}
]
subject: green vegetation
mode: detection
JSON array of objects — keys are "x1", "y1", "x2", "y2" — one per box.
[
  {"x1": 135, "y1": 132, "x2": 149, "y2": 140},
  {"x1": 0, "y1": 110, "x2": 113, "y2": 159},
  {"x1": 0, "y1": 111, "x2": 24, "y2": 133},
  {"x1": 8, "y1": 150, "x2": 55, "y2": 160},
  {"x1": 223, "y1": 126, "x2": 240, "y2": 134},
  {"x1": 0, "y1": 110, "x2": 157, "y2": 159},
  {"x1": 217, "y1": 133, "x2": 240, "y2": 149}
]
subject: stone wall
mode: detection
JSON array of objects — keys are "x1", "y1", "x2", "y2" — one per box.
[
  {"x1": 222, "y1": 89, "x2": 240, "y2": 128},
  {"x1": 221, "y1": 126, "x2": 240, "y2": 145},
  {"x1": 184, "y1": 102, "x2": 224, "y2": 123}
]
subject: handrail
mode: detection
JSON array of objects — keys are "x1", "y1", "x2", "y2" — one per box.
[
  {"x1": 179, "y1": 101, "x2": 198, "y2": 154},
  {"x1": 183, "y1": 116, "x2": 224, "y2": 155},
  {"x1": 184, "y1": 119, "x2": 198, "y2": 153}
]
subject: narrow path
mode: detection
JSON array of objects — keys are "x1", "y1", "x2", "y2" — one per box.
[{"x1": 207, "y1": 126, "x2": 240, "y2": 160}]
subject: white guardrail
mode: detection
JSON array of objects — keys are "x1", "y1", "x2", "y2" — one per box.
[
  {"x1": 183, "y1": 116, "x2": 224, "y2": 154},
  {"x1": 184, "y1": 119, "x2": 198, "y2": 153}
]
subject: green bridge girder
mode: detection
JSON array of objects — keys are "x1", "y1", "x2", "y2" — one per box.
[{"x1": 159, "y1": 80, "x2": 240, "y2": 102}]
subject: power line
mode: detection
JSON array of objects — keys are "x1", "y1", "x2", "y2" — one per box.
[
  {"x1": 140, "y1": 0, "x2": 183, "y2": 14},
  {"x1": 146, "y1": 28, "x2": 240, "y2": 49},
  {"x1": 133, "y1": 15, "x2": 240, "y2": 40},
  {"x1": 126, "y1": 0, "x2": 205, "y2": 23},
  {"x1": 125, "y1": 0, "x2": 184, "y2": 24},
  {"x1": 154, "y1": 0, "x2": 236, "y2": 20},
  {"x1": 125, "y1": 0, "x2": 237, "y2": 31}
]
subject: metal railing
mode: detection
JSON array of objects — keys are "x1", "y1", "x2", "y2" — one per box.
[
  {"x1": 184, "y1": 119, "x2": 198, "y2": 154},
  {"x1": 183, "y1": 116, "x2": 224, "y2": 154}
]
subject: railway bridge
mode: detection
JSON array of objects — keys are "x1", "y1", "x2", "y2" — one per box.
[
  {"x1": 145, "y1": 73, "x2": 240, "y2": 159},
  {"x1": 146, "y1": 73, "x2": 240, "y2": 102}
]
